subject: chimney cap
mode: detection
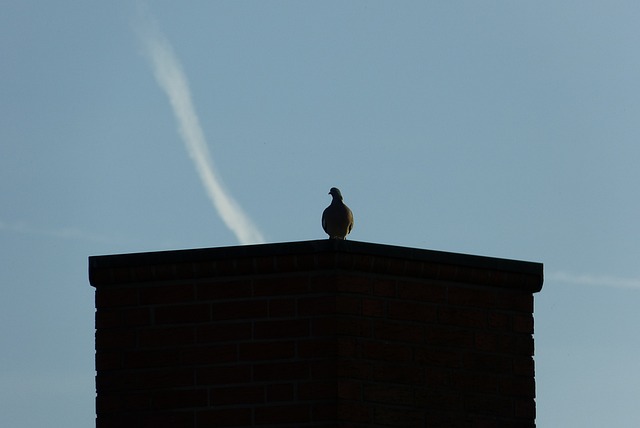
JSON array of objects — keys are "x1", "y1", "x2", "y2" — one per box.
[{"x1": 89, "y1": 239, "x2": 543, "y2": 292}]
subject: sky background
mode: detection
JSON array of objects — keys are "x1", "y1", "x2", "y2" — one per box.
[{"x1": 2, "y1": 1, "x2": 640, "y2": 426}]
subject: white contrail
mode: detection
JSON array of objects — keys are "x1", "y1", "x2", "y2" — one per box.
[
  {"x1": 138, "y1": 20, "x2": 265, "y2": 245},
  {"x1": 549, "y1": 271, "x2": 640, "y2": 290}
]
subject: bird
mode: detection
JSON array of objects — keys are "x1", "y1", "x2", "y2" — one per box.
[{"x1": 322, "y1": 187, "x2": 354, "y2": 239}]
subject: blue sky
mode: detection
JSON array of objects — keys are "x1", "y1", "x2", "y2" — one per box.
[{"x1": 2, "y1": 1, "x2": 640, "y2": 426}]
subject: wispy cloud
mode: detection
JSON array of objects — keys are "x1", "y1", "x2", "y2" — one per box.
[
  {"x1": 0, "y1": 218, "x2": 134, "y2": 246},
  {"x1": 549, "y1": 271, "x2": 640, "y2": 290},
  {"x1": 137, "y1": 15, "x2": 265, "y2": 245}
]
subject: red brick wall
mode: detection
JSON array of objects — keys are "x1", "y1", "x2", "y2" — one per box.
[{"x1": 90, "y1": 240, "x2": 542, "y2": 427}]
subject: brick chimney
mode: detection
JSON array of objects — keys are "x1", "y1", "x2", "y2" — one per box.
[{"x1": 89, "y1": 240, "x2": 543, "y2": 427}]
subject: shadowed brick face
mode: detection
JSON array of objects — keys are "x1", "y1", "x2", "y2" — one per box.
[{"x1": 90, "y1": 240, "x2": 543, "y2": 427}]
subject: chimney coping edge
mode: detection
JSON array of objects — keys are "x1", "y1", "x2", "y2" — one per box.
[{"x1": 88, "y1": 239, "x2": 543, "y2": 292}]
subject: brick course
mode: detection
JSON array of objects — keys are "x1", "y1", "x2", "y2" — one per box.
[{"x1": 90, "y1": 239, "x2": 542, "y2": 427}]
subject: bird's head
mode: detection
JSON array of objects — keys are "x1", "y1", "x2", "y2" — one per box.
[{"x1": 329, "y1": 187, "x2": 343, "y2": 200}]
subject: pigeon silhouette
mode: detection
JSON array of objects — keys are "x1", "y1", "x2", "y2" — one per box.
[{"x1": 322, "y1": 187, "x2": 354, "y2": 239}]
